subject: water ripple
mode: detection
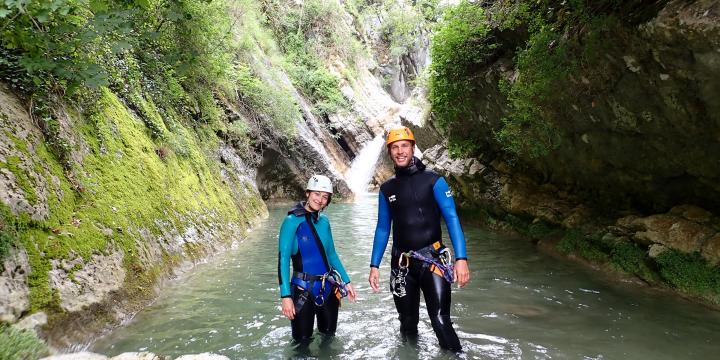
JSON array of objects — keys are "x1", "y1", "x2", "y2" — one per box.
[{"x1": 92, "y1": 195, "x2": 720, "y2": 359}]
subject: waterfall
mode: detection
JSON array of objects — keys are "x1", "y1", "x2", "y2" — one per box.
[{"x1": 345, "y1": 135, "x2": 385, "y2": 194}]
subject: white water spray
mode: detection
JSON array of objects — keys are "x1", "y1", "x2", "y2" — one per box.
[{"x1": 345, "y1": 135, "x2": 385, "y2": 194}]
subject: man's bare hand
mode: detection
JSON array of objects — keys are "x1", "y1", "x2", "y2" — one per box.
[
  {"x1": 368, "y1": 267, "x2": 380, "y2": 292},
  {"x1": 454, "y1": 259, "x2": 470, "y2": 288}
]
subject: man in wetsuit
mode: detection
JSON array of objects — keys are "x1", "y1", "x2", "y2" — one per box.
[{"x1": 368, "y1": 126, "x2": 470, "y2": 352}]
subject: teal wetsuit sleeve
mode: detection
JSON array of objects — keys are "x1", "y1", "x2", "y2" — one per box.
[
  {"x1": 370, "y1": 191, "x2": 391, "y2": 267},
  {"x1": 320, "y1": 217, "x2": 351, "y2": 284},
  {"x1": 433, "y1": 177, "x2": 468, "y2": 260},
  {"x1": 278, "y1": 215, "x2": 297, "y2": 298}
]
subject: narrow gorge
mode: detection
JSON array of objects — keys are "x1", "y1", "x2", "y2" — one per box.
[{"x1": 1, "y1": 0, "x2": 719, "y2": 359}]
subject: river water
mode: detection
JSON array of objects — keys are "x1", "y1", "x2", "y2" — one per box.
[{"x1": 92, "y1": 193, "x2": 720, "y2": 359}]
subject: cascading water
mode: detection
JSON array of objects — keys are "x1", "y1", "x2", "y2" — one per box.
[{"x1": 345, "y1": 135, "x2": 385, "y2": 194}]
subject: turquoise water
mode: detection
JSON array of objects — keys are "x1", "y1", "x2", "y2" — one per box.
[{"x1": 92, "y1": 193, "x2": 720, "y2": 359}]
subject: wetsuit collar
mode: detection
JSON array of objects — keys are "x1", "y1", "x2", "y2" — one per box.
[
  {"x1": 395, "y1": 156, "x2": 425, "y2": 177},
  {"x1": 289, "y1": 201, "x2": 320, "y2": 222}
]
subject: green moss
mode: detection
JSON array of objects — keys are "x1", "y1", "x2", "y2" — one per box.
[
  {"x1": 20, "y1": 229, "x2": 61, "y2": 312},
  {"x1": 5, "y1": 131, "x2": 29, "y2": 155},
  {"x1": 557, "y1": 230, "x2": 609, "y2": 262},
  {"x1": 1, "y1": 156, "x2": 38, "y2": 205},
  {"x1": 0, "y1": 204, "x2": 25, "y2": 260},
  {"x1": 553, "y1": 229, "x2": 718, "y2": 303},
  {"x1": 504, "y1": 214, "x2": 563, "y2": 241},
  {"x1": 6, "y1": 86, "x2": 258, "y2": 319},
  {"x1": 611, "y1": 240, "x2": 648, "y2": 275},
  {"x1": 0, "y1": 324, "x2": 49, "y2": 360},
  {"x1": 655, "y1": 251, "x2": 720, "y2": 302},
  {"x1": 527, "y1": 221, "x2": 563, "y2": 240}
]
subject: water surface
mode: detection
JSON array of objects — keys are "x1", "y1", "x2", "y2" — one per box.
[{"x1": 92, "y1": 194, "x2": 720, "y2": 359}]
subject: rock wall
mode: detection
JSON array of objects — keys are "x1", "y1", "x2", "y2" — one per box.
[
  {"x1": 0, "y1": 85, "x2": 269, "y2": 348},
  {"x1": 443, "y1": 0, "x2": 720, "y2": 214},
  {"x1": 414, "y1": 0, "x2": 720, "y2": 306}
]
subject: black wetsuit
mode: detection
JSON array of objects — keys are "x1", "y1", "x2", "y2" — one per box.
[{"x1": 370, "y1": 157, "x2": 467, "y2": 351}]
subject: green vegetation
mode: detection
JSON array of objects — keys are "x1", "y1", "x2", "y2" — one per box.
[
  {"x1": 0, "y1": 0, "x2": 307, "y2": 260},
  {"x1": 261, "y1": 0, "x2": 355, "y2": 117},
  {"x1": 0, "y1": 324, "x2": 49, "y2": 360},
  {"x1": 352, "y1": 0, "x2": 443, "y2": 59},
  {"x1": 0, "y1": 0, "x2": 270, "y2": 323},
  {"x1": 427, "y1": 1, "x2": 496, "y2": 156},
  {"x1": 656, "y1": 251, "x2": 720, "y2": 302},
  {"x1": 0, "y1": 0, "x2": 303, "y2": 160},
  {"x1": 505, "y1": 214, "x2": 563, "y2": 242},
  {"x1": 557, "y1": 230, "x2": 609, "y2": 263},
  {"x1": 427, "y1": 0, "x2": 648, "y2": 158},
  {"x1": 554, "y1": 228, "x2": 720, "y2": 303}
]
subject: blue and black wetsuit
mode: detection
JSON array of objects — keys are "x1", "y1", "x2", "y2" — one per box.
[
  {"x1": 278, "y1": 202, "x2": 351, "y2": 342},
  {"x1": 370, "y1": 157, "x2": 467, "y2": 351}
]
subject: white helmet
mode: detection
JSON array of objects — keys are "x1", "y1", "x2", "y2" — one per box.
[{"x1": 306, "y1": 174, "x2": 333, "y2": 194}]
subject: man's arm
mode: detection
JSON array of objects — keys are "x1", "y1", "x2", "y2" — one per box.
[
  {"x1": 433, "y1": 177, "x2": 470, "y2": 287},
  {"x1": 433, "y1": 177, "x2": 467, "y2": 260},
  {"x1": 370, "y1": 191, "x2": 392, "y2": 267},
  {"x1": 369, "y1": 191, "x2": 391, "y2": 292}
]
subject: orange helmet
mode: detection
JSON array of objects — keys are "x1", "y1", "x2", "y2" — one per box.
[{"x1": 386, "y1": 126, "x2": 415, "y2": 147}]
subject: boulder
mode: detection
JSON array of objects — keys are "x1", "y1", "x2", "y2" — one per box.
[
  {"x1": 41, "y1": 352, "x2": 108, "y2": 360},
  {"x1": 626, "y1": 213, "x2": 716, "y2": 254}
]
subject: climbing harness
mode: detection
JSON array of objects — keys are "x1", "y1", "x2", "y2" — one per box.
[
  {"x1": 292, "y1": 269, "x2": 349, "y2": 311},
  {"x1": 313, "y1": 269, "x2": 349, "y2": 306},
  {"x1": 391, "y1": 243, "x2": 454, "y2": 298}
]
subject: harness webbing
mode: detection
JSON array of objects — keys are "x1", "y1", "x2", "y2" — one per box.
[{"x1": 305, "y1": 213, "x2": 331, "y2": 272}]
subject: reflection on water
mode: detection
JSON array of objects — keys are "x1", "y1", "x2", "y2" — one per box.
[{"x1": 92, "y1": 194, "x2": 720, "y2": 359}]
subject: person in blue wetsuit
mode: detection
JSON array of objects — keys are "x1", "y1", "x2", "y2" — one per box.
[
  {"x1": 368, "y1": 126, "x2": 470, "y2": 352},
  {"x1": 278, "y1": 174, "x2": 357, "y2": 344}
]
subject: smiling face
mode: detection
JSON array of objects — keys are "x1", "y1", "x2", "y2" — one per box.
[
  {"x1": 388, "y1": 140, "x2": 414, "y2": 168},
  {"x1": 305, "y1": 191, "x2": 330, "y2": 212}
]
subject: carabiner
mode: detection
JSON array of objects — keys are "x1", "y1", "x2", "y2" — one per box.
[
  {"x1": 439, "y1": 247, "x2": 452, "y2": 266},
  {"x1": 398, "y1": 252, "x2": 411, "y2": 269}
]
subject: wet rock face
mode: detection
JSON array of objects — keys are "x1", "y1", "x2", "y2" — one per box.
[
  {"x1": 251, "y1": 76, "x2": 356, "y2": 201},
  {"x1": 616, "y1": 205, "x2": 720, "y2": 265},
  {"x1": 256, "y1": 147, "x2": 306, "y2": 201},
  {"x1": 48, "y1": 250, "x2": 126, "y2": 313},
  {"x1": 0, "y1": 249, "x2": 30, "y2": 322},
  {"x1": 382, "y1": 37, "x2": 430, "y2": 103},
  {"x1": 0, "y1": 86, "x2": 56, "y2": 221},
  {"x1": 541, "y1": 0, "x2": 720, "y2": 213},
  {"x1": 448, "y1": 0, "x2": 720, "y2": 214}
]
